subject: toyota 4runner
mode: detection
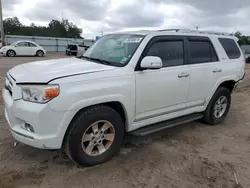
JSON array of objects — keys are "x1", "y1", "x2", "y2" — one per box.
[{"x1": 3, "y1": 29, "x2": 245, "y2": 166}]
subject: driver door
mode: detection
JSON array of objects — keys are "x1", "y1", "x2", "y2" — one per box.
[
  {"x1": 15, "y1": 42, "x2": 29, "y2": 55},
  {"x1": 135, "y1": 36, "x2": 190, "y2": 122}
]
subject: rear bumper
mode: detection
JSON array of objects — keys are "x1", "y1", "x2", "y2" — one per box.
[{"x1": 233, "y1": 73, "x2": 245, "y2": 91}]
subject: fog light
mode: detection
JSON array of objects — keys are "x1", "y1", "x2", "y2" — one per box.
[{"x1": 24, "y1": 123, "x2": 34, "y2": 133}]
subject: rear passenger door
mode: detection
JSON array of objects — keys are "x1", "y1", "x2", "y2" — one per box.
[
  {"x1": 186, "y1": 36, "x2": 221, "y2": 107},
  {"x1": 15, "y1": 42, "x2": 30, "y2": 55}
]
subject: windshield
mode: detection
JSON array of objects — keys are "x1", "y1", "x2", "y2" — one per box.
[
  {"x1": 11, "y1": 42, "x2": 17, "y2": 46},
  {"x1": 83, "y1": 34, "x2": 144, "y2": 66}
]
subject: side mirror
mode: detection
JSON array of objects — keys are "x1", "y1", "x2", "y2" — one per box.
[{"x1": 140, "y1": 56, "x2": 162, "y2": 69}]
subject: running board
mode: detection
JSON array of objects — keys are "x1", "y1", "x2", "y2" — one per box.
[{"x1": 130, "y1": 113, "x2": 204, "y2": 136}]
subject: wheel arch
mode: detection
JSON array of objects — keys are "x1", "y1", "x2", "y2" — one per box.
[
  {"x1": 218, "y1": 80, "x2": 236, "y2": 93},
  {"x1": 61, "y1": 101, "x2": 129, "y2": 148},
  {"x1": 204, "y1": 78, "x2": 237, "y2": 109},
  {"x1": 7, "y1": 49, "x2": 16, "y2": 56},
  {"x1": 204, "y1": 76, "x2": 238, "y2": 106},
  {"x1": 36, "y1": 49, "x2": 44, "y2": 55},
  {"x1": 70, "y1": 101, "x2": 128, "y2": 125}
]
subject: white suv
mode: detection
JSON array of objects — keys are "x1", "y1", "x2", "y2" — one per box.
[{"x1": 3, "y1": 29, "x2": 245, "y2": 166}]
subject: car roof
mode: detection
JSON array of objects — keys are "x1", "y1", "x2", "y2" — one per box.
[
  {"x1": 14, "y1": 40, "x2": 37, "y2": 43},
  {"x1": 112, "y1": 29, "x2": 237, "y2": 39}
]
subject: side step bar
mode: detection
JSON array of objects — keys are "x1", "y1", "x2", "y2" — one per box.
[{"x1": 130, "y1": 113, "x2": 204, "y2": 136}]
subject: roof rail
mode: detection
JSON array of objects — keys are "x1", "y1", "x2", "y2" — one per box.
[
  {"x1": 184, "y1": 29, "x2": 233, "y2": 36},
  {"x1": 158, "y1": 29, "x2": 234, "y2": 36},
  {"x1": 158, "y1": 29, "x2": 181, "y2": 32}
]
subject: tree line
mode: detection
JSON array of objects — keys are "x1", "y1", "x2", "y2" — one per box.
[
  {"x1": 1, "y1": 17, "x2": 82, "y2": 38},
  {"x1": 234, "y1": 31, "x2": 250, "y2": 46},
  {"x1": 1, "y1": 17, "x2": 250, "y2": 45}
]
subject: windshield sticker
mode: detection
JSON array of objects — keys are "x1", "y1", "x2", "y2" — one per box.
[{"x1": 124, "y1": 37, "x2": 142, "y2": 43}]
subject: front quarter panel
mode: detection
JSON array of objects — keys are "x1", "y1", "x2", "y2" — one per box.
[
  {"x1": 2, "y1": 46, "x2": 12, "y2": 55},
  {"x1": 48, "y1": 72, "x2": 136, "y2": 130}
]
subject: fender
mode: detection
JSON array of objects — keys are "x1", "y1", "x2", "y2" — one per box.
[
  {"x1": 53, "y1": 94, "x2": 133, "y2": 148},
  {"x1": 204, "y1": 75, "x2": 238, "y2": 108}
]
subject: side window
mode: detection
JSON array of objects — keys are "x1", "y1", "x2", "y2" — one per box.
[
  {"x1": 218, "y1": 38, "x2": 241, "y2": 59},
  {"x1": 146, "y1": 40, "x2": 184, "y2": 67},
  {"x1": 16, "y1": 42, "x2": 28, "y2": 47},
  {"x1": 188, "y1": 40, "x2": 218, "y2": 64},
  {"x1": 28, "y1": 42, "x2": 37, "y2": 47}
]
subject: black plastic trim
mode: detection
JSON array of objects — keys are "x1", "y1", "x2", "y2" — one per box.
[
  {"x1": 130, "y1": 113, "x2": 204, "y2": 136},
  {"x1": 237, "y1": 73, "x2": 245, "y2": 83},
  {"x1": 11, "y1": 130, "x2": 34, "y2": 139}
]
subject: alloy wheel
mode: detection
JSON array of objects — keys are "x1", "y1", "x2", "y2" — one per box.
[
  {"x1": 214, "y1": 96, "x2": 227, "y2": 118},
  {"x1": 8, "y1": 51, "x2": 15, "y2": 57},
  {"x1": 81, "y1": 120, "x2": 115, "y2": 156}
]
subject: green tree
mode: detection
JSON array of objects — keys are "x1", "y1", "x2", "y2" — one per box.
[
  {"x1": 3, "y1": 17, "x2": 23, "y2": 35},
  {"x1": 234, "y1": 31, "x2": 250, "y2": 46},
  {"x1": 3, "y1": 17, "x2": 82, "y2": 38}
]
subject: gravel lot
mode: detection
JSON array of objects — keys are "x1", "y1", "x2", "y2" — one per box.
[{"x1": 0, "y1": 54, "x2": 250, "y2": 188}]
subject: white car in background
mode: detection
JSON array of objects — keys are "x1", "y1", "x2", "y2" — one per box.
[{"x1": 0, "y1": 40, "x2": 46, "y2": 57}]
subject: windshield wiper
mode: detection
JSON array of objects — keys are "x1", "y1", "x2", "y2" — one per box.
[
  {"x1": 82, "y1": 56, "x2": 111, "y2": 65},
  {"x1": 81, "y1": 55, "x2": 90, "y2": 60}
]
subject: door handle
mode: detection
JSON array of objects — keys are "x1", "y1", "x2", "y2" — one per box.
[
  {"x1": 213, "y1": 69, "x2": 222, "y2": 73},
  {"x1": 178, "y1": 72, "x2": 189, "y2": 78}
]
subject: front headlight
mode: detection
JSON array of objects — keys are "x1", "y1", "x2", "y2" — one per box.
[{"x1": 21, "y1": 84, "x2": 59, "y2": 103}]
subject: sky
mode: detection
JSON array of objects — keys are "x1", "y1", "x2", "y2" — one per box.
[{"x1": 2, "y1": 0, "x2": 250, "y2": 39}]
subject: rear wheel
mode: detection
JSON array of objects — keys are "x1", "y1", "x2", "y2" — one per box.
[
  {"x1": 64, "y1": 105, "x2": 124, "y2": 166},
  {"x1": 7, "y1": 50, "x2": 16, "y2": 57},
  {"x1": 36, "y1": 50, "x2": 44, "y2": 57},
  {"x1": 203, "y1": 87, "x2": 231, "y2": 125}
]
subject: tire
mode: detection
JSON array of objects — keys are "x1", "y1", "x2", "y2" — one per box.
[
  {"x1": 203, "y1": 87, "x2": 231, "y2": 125},
  {"x1": 7, "y1": 50, "x2": 16, "y2": 57},
  {"x1": 36, "y1": 50, "x2": 44, "y2": 57},
  {"x1": 64, "y1": 105, "x2": 124, "y2": 166}
]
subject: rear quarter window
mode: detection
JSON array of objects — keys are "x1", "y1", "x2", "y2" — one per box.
[{"x1": 218, "y1": 38, "x2": 241, "y2": 59}]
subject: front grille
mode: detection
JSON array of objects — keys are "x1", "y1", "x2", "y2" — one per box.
[{"x1": 5, "y1": 73, "x2": 14, "y2": 96}]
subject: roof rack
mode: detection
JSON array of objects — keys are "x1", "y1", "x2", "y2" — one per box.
[{"x1": 158, "y1": 29, "x2": 234, "y2": 36}]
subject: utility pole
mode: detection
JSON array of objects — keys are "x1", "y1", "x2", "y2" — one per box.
[{"x1": 0, "y1": 0, "x2": 5, "y2": 46}]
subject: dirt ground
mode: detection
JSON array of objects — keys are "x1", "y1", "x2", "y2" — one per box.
[{"x1": 0, "y1": 54, "x2": 250, "y2": 188}]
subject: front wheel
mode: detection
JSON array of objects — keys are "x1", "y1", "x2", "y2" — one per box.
[
  {"x1": 64, "y1": 105, "x2": 124, "y2": 166},
  {"x1": 36, "y1": 50, "x2": 44, "y2": 57},
  {"x1": 7, "y1": 50, "x2": 16, "y2": 57},
  {"x1": 203, "y1": 87, "x2": 231, "y2": 125}
]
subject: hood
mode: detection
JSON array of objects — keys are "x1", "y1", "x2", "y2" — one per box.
[
  {"x1": 9, "y1": 57, "x2": 117, "y2": 83},
  {"x1": 0, "y1": 45, "x2": 11, "y2": 50}
]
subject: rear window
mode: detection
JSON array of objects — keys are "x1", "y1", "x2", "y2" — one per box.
[
  {"x1": 218, "y1": 38, "x2": 241, "y2": 59},
  {"x1": 188, "y1": 40, "x2": 218, "y2": 64}
]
